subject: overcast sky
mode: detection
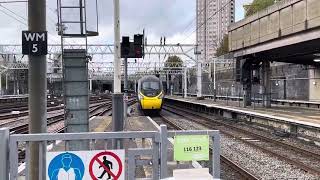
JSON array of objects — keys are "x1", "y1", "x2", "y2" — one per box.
[{"x1": 0, "y1": 0, "x2": 253, "y2": 44}]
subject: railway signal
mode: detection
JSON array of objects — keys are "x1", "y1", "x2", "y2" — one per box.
[{"x1": 120, "y1": 33, "x2": 144, "y2": 58}]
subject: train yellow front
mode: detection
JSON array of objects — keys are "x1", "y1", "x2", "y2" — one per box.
[{"x1": 137, "y1": 75, "x2": 164, "y2": 111}]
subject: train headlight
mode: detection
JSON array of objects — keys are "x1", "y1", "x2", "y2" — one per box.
[
  {"x1": 158, "y1": 92, "x2": 164, "y2": 99},
  {"x1": 138, "y1": 94, "x2": 143, "y2": 100}
]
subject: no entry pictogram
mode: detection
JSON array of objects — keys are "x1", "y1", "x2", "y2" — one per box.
[{"x1": 89, "y1": 151, "x2": 123, "y2": 180}]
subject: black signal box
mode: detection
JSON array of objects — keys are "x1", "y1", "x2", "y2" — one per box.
[{"x1": 121, "y1": 34, "x2": 144, "y2": 58}]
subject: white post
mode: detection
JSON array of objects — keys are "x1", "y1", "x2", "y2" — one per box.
[
  {"x1": 113, "y1": 0, "x2": 121, "y2": 94},
  {"x1": 184, "y1": 68, "x2": 187, "y2": 98},
  {"x1": 112, "y1": 0, "x2": 124, "y2": 149},
  {"x1": 89, "y1": 79, "x2": 92, "y2": 92}
]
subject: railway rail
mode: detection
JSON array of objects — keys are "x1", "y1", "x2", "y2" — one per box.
[
  {"x1": 152, "y1": 112, "x2": 258, "y2": 179},
  {"x1": 17, "y1": 98, "x2": 136, "y2": 163},
  {"x1": 163, "y1": 103, "x2": 320, "y2": 177},
  {"x1": 0, "y1": 97, "x2": 111, "y2": 126}
]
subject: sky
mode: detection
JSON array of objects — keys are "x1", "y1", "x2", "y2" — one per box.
[{"x1": 0, "y1": 0, "x2": 253, "y2": 45}]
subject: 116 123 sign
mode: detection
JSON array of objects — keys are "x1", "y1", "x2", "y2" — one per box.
[
  {"x1": 22, "y1": 31, "x2": 48, "y2": 56},
  {"x1": 174, "y1": 135, "x2": 209, "y2": 161}
]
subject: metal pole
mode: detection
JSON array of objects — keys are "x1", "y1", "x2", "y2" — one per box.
[
  {"x1": 197, "y1": 60, "x2": 202, "y2": 98},
  {"x1": 89, "y1": 79, "x2": 92, "y2": 93},
  {"x1": 124, "y1": 58, "x2": 128, "y2": 122},
  {"x1": 13, "y1": 72, "x2": 17, "y2": 95},
  {"x1": 5, "y1": 74, "x2": 8, "y2": 94},
  {"x1": 166, "y1": 71, "x2": 169, "y2": 94},
  {"x1": 0, "y1": 128, "x2": 9, "y2": 180},
  {"x1": 213, "y1": 58, "x2": 216, "y2": 101},
  {"x1": 113, "y1": 0, "x2": 121, "y2": 95},
  {"x1": 28, "y1": 0, "x2": 47, "y2": 179},
  {"x1": 0, "y1": 73, "x2": 2, "y2": 95},
  {"x1": 184, "y1": 68, "x2": 187, "y2": 98},
  {"x1": 112, "y1": 0, "x2": 124, "y2": 149}
]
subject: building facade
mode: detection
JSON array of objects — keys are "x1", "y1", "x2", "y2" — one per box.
[{"x1": 196, "y1": 0, "x2": 235, "y2": 62}]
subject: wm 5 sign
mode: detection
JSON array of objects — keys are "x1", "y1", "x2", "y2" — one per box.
[{"x1": 22, "y1": 31, "x2": 48, "y2": 56}]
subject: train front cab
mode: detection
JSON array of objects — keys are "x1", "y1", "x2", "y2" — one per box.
[{"x1": 139, "y1": 92, "x2": 163, "y2": 110}]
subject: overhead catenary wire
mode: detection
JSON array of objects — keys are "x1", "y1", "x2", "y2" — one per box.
[
  {"x1": 0, "y1": 7, "x2": 26, "y2": 25},
  {"x1": 0, "y1": 2, "x2": 62, "y2": 45},
  {"x1": 182, "y1": 0, "x2": 234, "y2": 43},
  {"x1": 180, "y1": 0, "x2": 215, "y2": 37},
  {"x1": 0, "y1": 1, "x2": 27, "y2": 3}
]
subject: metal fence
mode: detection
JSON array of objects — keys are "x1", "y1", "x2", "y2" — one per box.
[{"x1": 0, "y1": 125, "x2": 220, "y2": 180}]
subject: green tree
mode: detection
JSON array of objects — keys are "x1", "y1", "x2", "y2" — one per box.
[
  {"x1": 245, "y1": 0, "x2": 279, "y2": 17},
  {"x1": 215, "y1": 34, "x2": 229, "y2": 57},
  {"x1": 164, "y1": 55, "x2": 183, "y2": 69}
]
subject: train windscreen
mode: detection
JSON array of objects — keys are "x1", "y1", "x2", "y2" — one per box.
[{"x1": 142, "y1": 81, "x2": 161, "y2": 97}]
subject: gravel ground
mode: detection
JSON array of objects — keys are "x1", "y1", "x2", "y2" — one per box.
[{"x1": 160, "y1": 110, "x2": 320, "y2": 179}]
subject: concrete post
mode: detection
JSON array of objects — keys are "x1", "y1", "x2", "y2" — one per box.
[
  {"x1": 160, "y1": 125, "x2": 168, "y2": 178},
  {"x1": 63, "y1": 50, "x2": 89, "y2": 150},
  {"x1": 243, "y1": 85, "x2": 252, "y2": 107},
  {"x1": 28, "y1": 0, "x2": 47, "y2": 179},
  {"x1": 212, "y1": 134, "x2": 220, "y2": 178},
  {"x1": 112, "y1": 0, "x2": 124, "y2": 149},
  {"x1": 262, "y1": 61, "x2": 271, "y2": 108},
  {"x1": 0, "y1": 128, "x2": 9, "y2": 180}
]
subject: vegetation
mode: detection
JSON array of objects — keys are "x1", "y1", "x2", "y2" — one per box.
[
  {"x1": 244, "y1": 0, "x2": 280, "y2": 17},
  {"x1": 215, "y1": 34, "x2": 229, "y2": 57},
  {"x1": 164, "y1": 55, "x2": 183, "y2": 68}
]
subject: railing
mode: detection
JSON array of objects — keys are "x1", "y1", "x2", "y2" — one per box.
[
  {"x1": 174, "y1": 92, "x2": 320, "y2": 108},
  {"x1": 0, "y1": 125, "x2": 220, "y2": 180}
]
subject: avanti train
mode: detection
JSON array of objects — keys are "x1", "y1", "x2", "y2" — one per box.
[{"x1": 137, "y1": 75, "x2": 164, "y2": 112}]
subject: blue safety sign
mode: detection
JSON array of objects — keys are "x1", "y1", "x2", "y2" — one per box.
[
  {"x1": 47, "y1": 150, "x2": 125, "y2": 180},
  {"x1": 47, "y1": 152, "x2": 85, "y2": 180}
]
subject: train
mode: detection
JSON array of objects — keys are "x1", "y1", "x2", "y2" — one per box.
[{"x1": 137, "y1": 75, "x2": 164, "y2": 112}]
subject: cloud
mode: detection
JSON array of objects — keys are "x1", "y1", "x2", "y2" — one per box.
[{"x1": 0, "y1": 0, "x2": 251, "y2": 45}]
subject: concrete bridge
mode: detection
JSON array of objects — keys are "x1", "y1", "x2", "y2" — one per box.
[{"x1": 228, "y1": 0, "x2": 320, "y2": 106}]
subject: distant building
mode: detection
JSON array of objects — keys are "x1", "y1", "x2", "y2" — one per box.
[{"x1": 196, "y1": 0, "x2": 235, "y2": 61}]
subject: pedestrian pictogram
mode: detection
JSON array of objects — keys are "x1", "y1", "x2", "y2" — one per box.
[
  {"x1": 46, "y1": 150, "x2": 125, "y2": 180},
  {"x1": 89, "y1": 151, "x2": 124, "y2": 180},
  {"x1": 47, "y1": 152, "x2": 85, "y2": 180}
]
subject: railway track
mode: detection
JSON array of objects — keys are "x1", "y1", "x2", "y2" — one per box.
[
  {"x1": 17, "y1": 99, "x2": 137, "y2": 163},
  {"x1": 10, "y1": 101, "x2": 111, "y2": 134},
  {"x1": 0, "y1": 97, "x2": 111, "y2": 127},
  {"x1": 153, "y1": 112, "x2": 259, "y2": 180},
  {"x1": 12, "y1": 98, "x2": 137, "y2": 134},
  {"x1": 163, "y1": 104, "x2": 320, "y2": 177}
]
